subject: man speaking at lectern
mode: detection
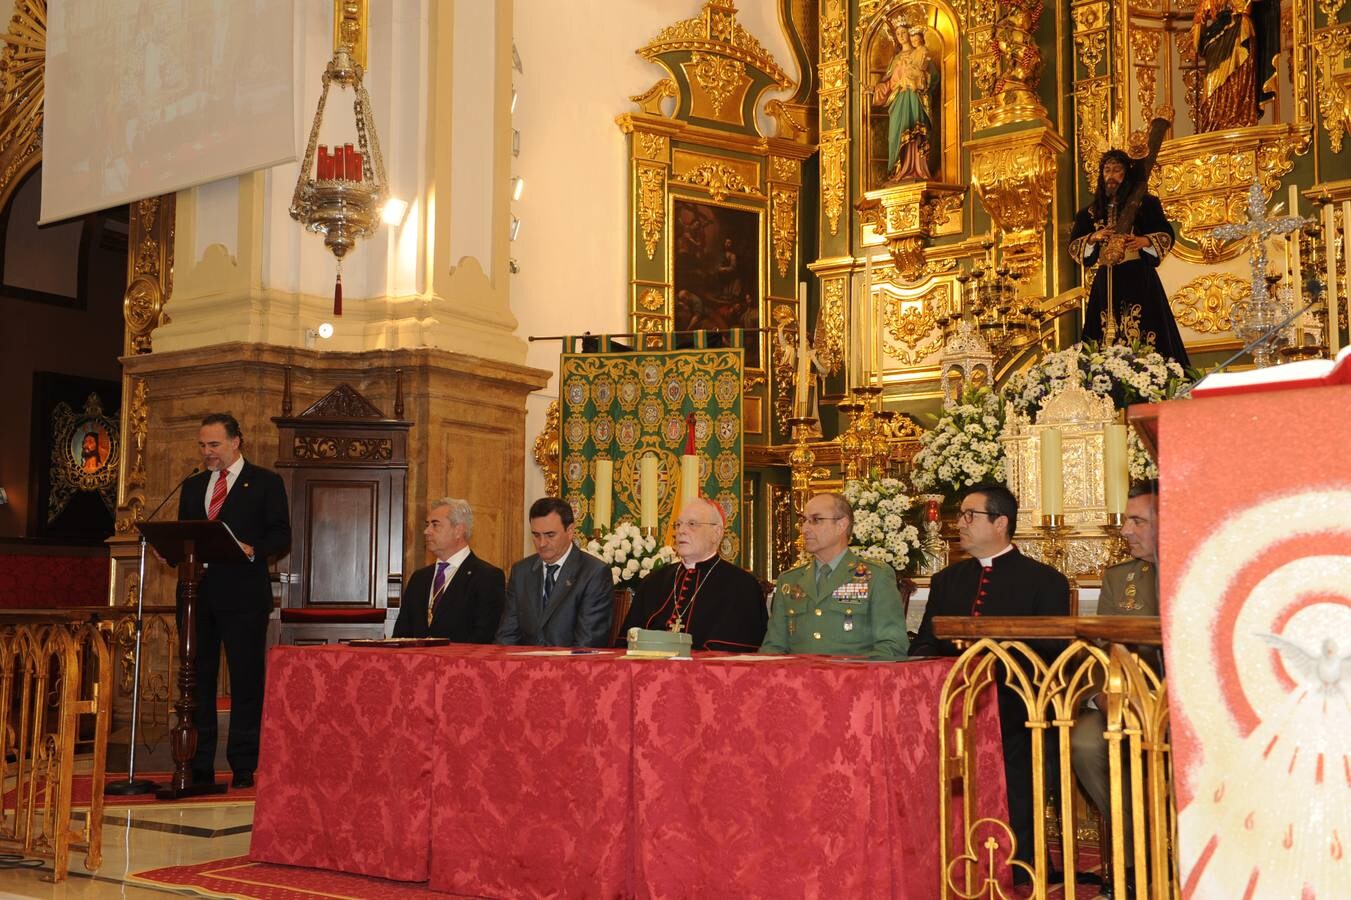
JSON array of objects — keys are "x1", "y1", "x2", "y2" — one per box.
[{"x1": 178, "y1": 413, "x2": 290, "y2": 790}]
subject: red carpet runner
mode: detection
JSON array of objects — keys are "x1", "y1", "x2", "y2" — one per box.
[{"x1": 131, "y1": 855, "x2": 466, "y2": 898}]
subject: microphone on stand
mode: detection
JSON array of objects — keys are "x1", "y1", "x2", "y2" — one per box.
[
  {"x1": 105, "y1": 466, "x2": 198, "y2": 797},
  {"x1": 147, "y1": 467, "x2": 200, "y2": 521}
]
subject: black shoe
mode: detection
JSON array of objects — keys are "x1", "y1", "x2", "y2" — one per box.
[{"x1": 230, "y1": 771, "x2": 254, "y2": 789}]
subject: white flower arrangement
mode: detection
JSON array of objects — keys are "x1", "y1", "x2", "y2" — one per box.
[
  {"x1": 1002, "y1": 340, "x2": 1188, "y2": 421},
  {"x1": 910, "y1": 388, "x2": 1007, "y2": 498},
  {"x1": 842, "y1": 477, "x2": 923, "y2": 574},
  {"x1": 584, "y1": 520, "x2": 677, "y2": 589}
]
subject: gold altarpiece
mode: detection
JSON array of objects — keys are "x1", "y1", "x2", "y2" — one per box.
[{"x1": 590, "y1": 0, "x2": 1351, "y2": 576}]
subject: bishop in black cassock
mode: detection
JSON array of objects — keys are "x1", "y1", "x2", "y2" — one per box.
[{"x1": 620, "y1": 497, "x2": 767, "y2": 652}]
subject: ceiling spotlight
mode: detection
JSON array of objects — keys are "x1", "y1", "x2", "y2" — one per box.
[
  {"x1": 511, "y1": 88, "x2": 518, "y2": 115},
  {"x1": 512, "y1": 129, "x2": 521, "y2": 157},
  {"x1": 509, "y1": 258, "x2": 520, "y2": 274},
  {"x1": 381, "y1": 197, "x2": 408, "y2": 226},
  {"x1": 318, "y1": 322, "x2": 335, "y2": 339},
  {"x1": 512, "y1": 43, "x2": 523, "y2": 74},
  {"x1": 510, "y1": 215, "x2": 521, "y2": 241},
  {"x1": 511, "y1": 176, "x2": 525, "y2": 201}
]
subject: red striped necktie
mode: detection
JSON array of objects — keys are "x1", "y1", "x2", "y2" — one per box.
[{"x1": 207, "y1": 471, "x2": 230, "y2": 520}]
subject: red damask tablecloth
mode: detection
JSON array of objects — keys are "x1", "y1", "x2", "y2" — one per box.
[{"x1": 249, "y1": 646, "x2": 1006, "y2": 897}]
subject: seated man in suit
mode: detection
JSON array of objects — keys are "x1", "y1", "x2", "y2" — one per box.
[
  {"x1": 496, "y1": 497, "x2": 613, "y2": 647},
  {"x1": 393, "y1": 497, "x2": 504, "y2": 642},
  {"x1": 910, "y1": 482, "x2": 1070, "y2": 884},
  {"x1": 1071, "y1": 479, "x2": 1161, "y2": 880},
  {"x1": 759, "y1": 491, "x2": 908, "y2": 660},
  {"x1": 621, "y1": 497, "x2": 767, "y2": 651}
]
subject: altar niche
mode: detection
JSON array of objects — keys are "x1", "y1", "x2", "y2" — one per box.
[{"x1": 862, "y1": 4, "x2": 962, "y2": 191}]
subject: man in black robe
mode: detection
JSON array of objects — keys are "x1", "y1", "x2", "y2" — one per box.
[
  {"x1": 620, "y1": 497, "x2": 766, "y2": 652},
  {"x1": 1070, "y1": 150, "x2": 1190, "y2": 368},
  {"x1": 911, "y1": 483, "x2": 1070, "y2": 884}
]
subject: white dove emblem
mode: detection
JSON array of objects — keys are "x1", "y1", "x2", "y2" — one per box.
[{"x1": 1256, "y1": 632, "x2": 1351, "y2": 695}]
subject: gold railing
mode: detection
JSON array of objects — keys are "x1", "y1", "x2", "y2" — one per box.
[
  {"x1": 0, "y1": 620, "x2": 112, "y2": 882},
  {"x1": 935, "y1": 616, "x2": 1175, "y2": 899}
]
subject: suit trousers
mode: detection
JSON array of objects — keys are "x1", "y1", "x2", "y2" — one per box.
[
  {"x1": 1071, "y1": 707, "x2": 1136, "y2": 858},
  {"x1": 183, "y1": 597, "x2": 270, "y2": 778}
]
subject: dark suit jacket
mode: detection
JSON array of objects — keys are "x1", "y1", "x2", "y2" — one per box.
[
  {"x1": 178, "y1": 461, "x2": 291, "y2": 610},
  {"x1": 393, "y1": 551, "x2": 504, "y2": 642},
  {"x1": 496, "y1": 546, "x2": 613, "y2": 648}
]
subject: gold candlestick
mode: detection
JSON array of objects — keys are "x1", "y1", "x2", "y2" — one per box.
[
  {"x1": 1038, "y1": 515, "x2": 1069, "y2": 577},
  {"x1": 787, "y1": 416, "x2": 820, "y2": 565}
]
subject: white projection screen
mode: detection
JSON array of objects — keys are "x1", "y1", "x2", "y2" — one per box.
[{"x1": 42, "y1": 0, "x2": 297, "y2": 223}]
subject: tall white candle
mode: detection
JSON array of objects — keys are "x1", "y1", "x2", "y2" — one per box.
[
  {"x1": 795, "y1": 281, "x2": 810, "y2": 415},
  {"x1": 1040, "y1": 428, "x2": 1064, "y2": 519},
  {"x1": 640, "y1": 454, "x2": 658, "y2": 529},
  {"x1": 680, "y1": 454, "x2": 700, "y2": 506},
  {"x1": 1290, "y1": 186, "x2": 1303, "y2": 332},
  {"x1": 1103, "y1": 424, "x2": 1128, "y2": 516},
  {"x1": 593, "y1": 458, "x2": 613, "y2": 531},
  {"x1": 1328, "y1": 203, "x2": 1341, "y2": 355},
  {"x1": 864, "y1": 252, "x2": 875, "y2": 385}
]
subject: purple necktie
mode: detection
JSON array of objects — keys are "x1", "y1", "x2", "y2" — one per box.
[{"x1": 428, "y1": 561, "x2": 449, "y2": 625}]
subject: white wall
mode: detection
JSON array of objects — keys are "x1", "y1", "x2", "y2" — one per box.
[{"x1": 510, "y1": 0, "x2": 799, "y2": 531}]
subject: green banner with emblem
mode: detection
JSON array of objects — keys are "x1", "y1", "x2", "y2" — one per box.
[{"x1": 558, "y1": 347, "x2": 743, "y2": 562}]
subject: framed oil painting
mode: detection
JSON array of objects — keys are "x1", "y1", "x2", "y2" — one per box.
[{"x1": 672, "y1": 198, "x2": 761, "y2": 367}]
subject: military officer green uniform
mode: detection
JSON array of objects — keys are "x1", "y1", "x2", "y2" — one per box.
[
  {"x1": 759, "y1": 549, "x2": 908, "y2": 660},
  {"x1": 1098, "y1": 557, "x2": 1158, "y2": 616}
]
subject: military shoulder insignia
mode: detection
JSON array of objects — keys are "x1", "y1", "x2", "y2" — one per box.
[
  {"x1": 852, "y1": 563, "x2": 872, "y2": 582},
  {"x1": 782, "y1": 583, "x2": 805, "y2": 601}
]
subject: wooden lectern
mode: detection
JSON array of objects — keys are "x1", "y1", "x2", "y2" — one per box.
[
  {"x1": 1131, "y1": 373, "x2": 1351, "y2": 898},
  {"x1": 136, "y1": 520, "x2": 248, "y2": 798}
]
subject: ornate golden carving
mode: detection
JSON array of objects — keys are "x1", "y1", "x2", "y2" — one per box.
[
  {"x1": 769, "y1": 154, "x2": 799, "y2": 183},
  {"x1": 820, "y1": 0, "x2": 846, "y2": 60},
  {"x1": 857, "y1": 183, "x2": 970, "y2": 281},
  {"x1": 672, "y1": 160, "x2": 759, "y2": 202},
  {"x1": 113, "y1": 377, "x2": 149, "y2": 534},
  {"x1": 967, "y1": 127, "x2": 1067, "y2": 276},
  {"x1": 1131, "y1": 29, "x2": 1161, "y2": 119},
  {"x1": 0, "y1": 0, "x2": 45, "y2": 212},
  {"x1": 820, "y1": 135, "x2": 848, "y2": 235},
  {"x1": 534, "y1": 400, "x2": 561, "y2": 498},
  {"x1": 114, "y1": 194, "x2": 175, "y2": 539},
  {"x1": 639, "y1": 0, "x2": 792, "y2": 90},
  {"x1": 639, "y1": 288, "x2": 665, "y2": 311},
  {"x1": 1074, "y1": 77, "x2": 1111, "y2": 180},
  {"x1": 1151, "y1": 123, "x2": 1312, "y2": 260},
  {"x1": 818, "y1": 277, "x2": 846, "y2": 376},
  {"x1": 333, "y1": 0, "x2": 367, "y2": 69},
  {"x1": 881, "y1": 286, "x2": 946, "y2": 366},
  {"x1": 630, "y1": 78, "x2": 678, "y2": 116},
  {"x1": 771, "y1": 185, "x2": 798, "y2": 277},
  {"x1": 686, "y1": 51, "x2": 747, "y2": 121},
  {"x1": 637, "y1": 165, "x2": 666, "y2": 259},
  {"x1": 636, "y1": 132, "x2": 670, "y2": 161},
  {"x1": 1171, "y1": 272, "x2": 1249, "y2": 334},
  {"x1": 764, "y1": 99, "x2": 809, "y2": 141},
  {"x1": 1315, "y1": 27, "x2": 1351, "y2": 154},
  {"x1": 962, "y1": 1, "x2": 1050, "y2": 129}
]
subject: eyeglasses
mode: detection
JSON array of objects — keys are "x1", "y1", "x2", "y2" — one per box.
[
  {"x1": 797, "y1": 515, "x2": 846, "y2": 526},
  {"x1": 673, "y1": 519, "x2": 719, "y2": 529},
  {"x1": 957, "y1": 509, "x2": 998, "y2": 524}
]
